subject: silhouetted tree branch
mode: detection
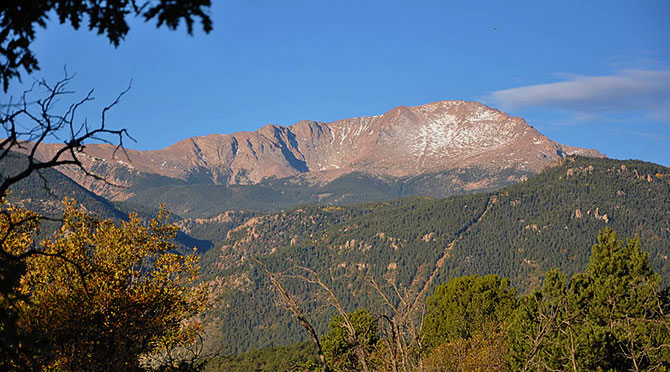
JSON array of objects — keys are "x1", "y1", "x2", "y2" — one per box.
[
  {"x1": 0, "y1": 0, "x2": 213, "y2": 91},
  {"x1": 1, "y1": 70, "x2": 133, "y2": 196},
  {"x1": 0, "y1": 70, "x2": 133, "y2": 258}
]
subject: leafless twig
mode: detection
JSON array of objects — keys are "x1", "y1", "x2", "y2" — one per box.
[{"x1": 0, "y1": 70, "x2": 134, "y2": 260}]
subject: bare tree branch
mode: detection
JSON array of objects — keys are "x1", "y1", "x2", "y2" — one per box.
[
  {"x1": 0, "y1": 70, "x2": 134, "y2": 200},
  {"x1": 283, "y1": 265, "x2": 372, "y2": 372},
  {"x1": 0, "y1": 71, "x2": 134, "y2": 260},
  {"x1": 368, "y1": 276, "x2": 426, "y2": 372},
  {"x1": 254, "y1": 258, "x2": 331, "y2": 372}
]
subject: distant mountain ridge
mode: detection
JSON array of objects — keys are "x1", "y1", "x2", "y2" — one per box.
[{"x1": 31, "y1": 101, "x2": 602, "y2": 202}]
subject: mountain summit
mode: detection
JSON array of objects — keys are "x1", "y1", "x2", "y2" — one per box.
[{"x1": 34, "y1": 101, "x2": 602, "y2": 201}]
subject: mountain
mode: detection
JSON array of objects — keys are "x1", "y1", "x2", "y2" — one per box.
[
  {"x1": 31, "y1": 101, "x2": 602, "y2": 210},
  {"x1": 194, "y1": 156, "x2": 670, "y2": 355}
]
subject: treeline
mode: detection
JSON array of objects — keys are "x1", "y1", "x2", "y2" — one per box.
[
  {"x1": 123, "y1": 166, "x2": 532, "y2": 218},
  {"x1": 205, "y1": 229, "x2": 670, "y2": 371}
]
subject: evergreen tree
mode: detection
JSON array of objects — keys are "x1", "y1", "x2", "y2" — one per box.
[
  {"x1": 509, "y1": 229, "x2": 670, "y2": 371},
  {"x1": 508, "y1": 269, "x2": 582, "y2": 371},
  {"x1": 421, "y1": 274, "x2": 517, "y2": 352},
  {"x1": 573, "y1": 228, "x2": 670, "y2": 370}
]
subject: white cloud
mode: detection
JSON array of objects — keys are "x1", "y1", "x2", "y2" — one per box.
[{"x1": 488, "y1": 69, "x2": 670, "y2": 122}]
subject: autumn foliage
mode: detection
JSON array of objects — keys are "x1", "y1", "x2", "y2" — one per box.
[{"x1": 2, "y1": 201, "x2": 206, "y2": 371}]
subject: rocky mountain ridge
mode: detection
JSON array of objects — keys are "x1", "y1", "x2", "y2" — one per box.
[{"x1": 32, "y1": 100, "x2": 602, "y2": 201}]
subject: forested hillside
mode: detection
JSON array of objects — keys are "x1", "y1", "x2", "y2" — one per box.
[
  {"x1": 205, "y1": 228, "x2": 670, "y2": 371},
  {"x1": 121, "y1": 166, "x2": 532, "y2": 217},
  {"x1": 197, "y1": 156, "x2": 670, "y2": 355}
]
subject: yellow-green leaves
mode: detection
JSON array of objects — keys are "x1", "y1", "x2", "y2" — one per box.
[{"x1": 16, "y1": 200, "x2": 207, "y2": 371}]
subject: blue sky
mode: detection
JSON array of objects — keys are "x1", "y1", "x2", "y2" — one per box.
[{"x1": 5, "y1": 0, "x2": 670, "y2": 165}]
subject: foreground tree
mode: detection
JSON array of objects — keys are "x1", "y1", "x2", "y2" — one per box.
[
  {"x1": 15, "y1": 201, "x2": 207, "y2": 371},
  {"x1": 421, "y1": 274, "x2": 517, "y2": 352},
  {"x1": 507, "y1": 269, "x2": 581, "y2": 371},
  {"x1": 509, "y1": 228, "x2": 670, "y2": 371},
  {"x1": 0, "y1": 203, "x2": 41, "y2": 370},
  {"x1": 0, "y1": 3, "x2": 215, "y2": 366},
  {"x1": 574, "y1": 228, "x2": 670, "y2": 370},
  {"x1": 0, "y1": 73, "x2": 133, "y2": 366},
  {"x1": 322, "y1": 308, "x2": 379, "y2": 372}
]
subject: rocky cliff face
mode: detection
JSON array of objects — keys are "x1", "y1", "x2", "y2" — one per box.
[{"x1": 33, "y1": 100, "x2": 603, "y2": 200}]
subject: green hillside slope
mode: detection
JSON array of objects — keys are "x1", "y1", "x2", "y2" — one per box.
[
  {"x1": 197, "y1": 156, "x2": 670, "y2": 355},
  {"x1": 123, "y1": 167, "x2": 532, "y2": 217}
]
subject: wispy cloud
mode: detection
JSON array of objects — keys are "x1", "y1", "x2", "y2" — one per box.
[{"x1": 488, "y1": 69, "x2": 670, "y2": 122}]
